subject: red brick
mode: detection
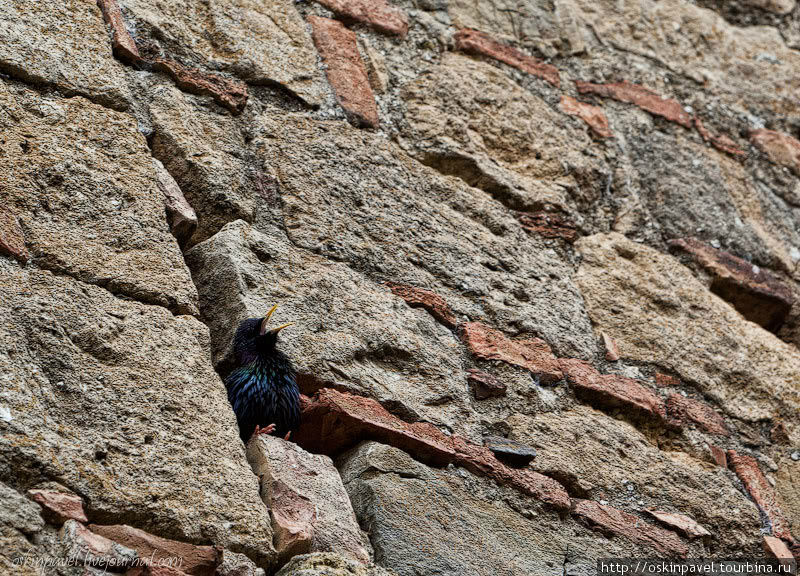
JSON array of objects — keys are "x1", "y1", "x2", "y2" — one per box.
[
  {"x1": 454, "y1": 28, "x2": 560, "y2": 88},
  {"x1": 0, "y1": 209, "x2": 29, "y2": 264},
  {"x1": 151, "y1": 59, "x2": 248, "y2": 114},
  {"x1": 89, "y1": 525, "x2": 221, "y2": 576},
  {"x1": 293, "y1": 388, "x2": 571, "y2": 511},
  {"x1": 645, "y1": 510, "x2": 711, "y2": 539},
  {"x1": 28, "y1": 489, "x2": 88, "y2": 524},
  {"x1": 572, "y1": 500, "x2": 689, "y2": 557},
  {"x1": 316, "y1": 0, "x2": 408, "y2": 37},
  {"x1": 710, "y1": 445, "x2": 727, "y2": 468},
  {"x1": 763, "y1": 536, "x2": 795, "y2": 560},
  {"x1": 655, "y1": 373, "x2": 680, "y2": 388},
  {"x1": 751, "y1": 129, "x2": 800, "y2": 175},
  {"x1": 694, "y1": 118, "x2": 746, "y2": 158},
  {"x1": 666, "y1": 393, "x2": 728, "y2": 436},
  {"x1": 727, "y1": 451, "x2": 793, "y2": 542},
  {"x1": 669, "y1": 237, "x2": 793, "y2": 332},
  {"x1": 515, "y1": 211, "x2": 578, "y2": 243},
  {"x1": 309, "y1": 16, "x2": 378, "y2": 128},
  {"x1": 96, "y1": 0, "x2": 141, "y2": 64},
  {"x1": 461, "y1": 322, "x2": 563, "y2": 383},
  {"x1": 386, "y1": 283, "x2": 458, "y2": 328},
  {"x1": 560, "y1": 95, "x2": 613, "y2": 138},
  {"x1": 576, "y1": 81, "x2": 692, "y2": 128},
  {"x1": 601, "y1": 332, "x2": 620, "y2": 362},
  {"x1": 559, "y1": 358, "x2": 667, "y2": 424},
  {"x1": 466, "y1": 369, "x2": 507, "y2": 400}
]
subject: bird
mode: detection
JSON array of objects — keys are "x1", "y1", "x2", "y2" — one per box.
[{"x1": 225, "y1": 304, "x2": 300, "y2": 443}]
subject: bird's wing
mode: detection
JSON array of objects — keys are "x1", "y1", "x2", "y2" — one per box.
[{"x1": 225, "y1": 367, "x2": 266, "y2": 440}]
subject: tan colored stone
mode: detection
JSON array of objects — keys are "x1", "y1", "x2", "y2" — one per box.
[
  {"x1": 0, "y1": 0, "x2": 133, "y2": 109},
  {"x1": 0, "y1": 209, "x2": 28, "y2": 264},
  {"x1": 645, "y1": 510, "x2": 711, "y2": 539},
  {"x1": 0, "y1": 263, "x2": 273, "y2": 565},
  {"x1": 121, "y1": 0, "x2": 325, "y2": 104},
  {"x1": 751, "y1": 130, "x2": 800, "y2": 176},
  {"x1": 744, "y1": 0, "x2": 796, "y2": 15},
  {"x1": 763, "y1": 536, "x2": 795, "y2": 559},
  {"x1": 602, "y1": 331, "x2": 620, "y2": 361},
  {"x1": 560, "y1": 95, "x2": 613, "y2": 139},
  {"x1": 574, "y1": 233, "x2": 800, "y2": 423},
  {"x1": 0, "y1": 81, "x2": 197, "y2": 314}
]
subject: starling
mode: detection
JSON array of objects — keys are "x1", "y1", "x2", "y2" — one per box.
[{"x1": 225, "y1": 304, "x2": 300, "y2": 443}]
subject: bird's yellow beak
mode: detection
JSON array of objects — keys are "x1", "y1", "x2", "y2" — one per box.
[
  {"x1": 271, "y1": 322, "x2": 294, "y2": 334},
  {"x1": 260, "y1": 304, "x2": 279, "y2": 335}
]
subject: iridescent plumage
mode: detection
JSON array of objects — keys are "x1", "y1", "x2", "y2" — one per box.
[{"x1": 225, "y1": 313, "x2": 300, "y2": 442}]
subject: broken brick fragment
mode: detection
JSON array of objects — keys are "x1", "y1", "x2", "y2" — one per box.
[
  {"x1": 560, "y1": 95, "x2": 613, "y2": 138},
  {"x1": 572, "y1": 500, "x2": 689, "y2": 557},
  {"x1": 461, "y1": 322, "x2": 563, "y2": 383},
  {"x1": 0, "y1": 209, "x2": 29, "y2": 263},
  {"x1": 315, "y1": 0, "x2": 408, "y2": 37},
  {"x1": 655, "y1": 373, "x2": 680, "y2": 388},
  {"x1": 666, "y1": 393, "x2": 729, "y2": 436},
  {"x1": 27, "y1": 488, "x2": 88, "y2": 524},
  {"x1": 96, "y1": 0, "x2": 141, "y2": 64},
  {"x1": 293, "y1": 388, "x2": 570, "y2": 511},
  {"x1": 710, "y1": 445, "x2": 727, "y2": 468},
  {"x1": 559, "y1": 358, "x2": 667, "y2": 424},
  {"x1": 694, "y1": 118, "x2": 746, "y2": 158},
  {"x1": 515, "y1": 211, "x2": 578, "y2": 242},
  {"x1": 727, "y1": 451, "x2": 793, "y2": 542},
  {"x1": 309, "y1": 16, "x2": 378, "y2": 128},
  {"x1": 751, "y1": 129, "x2": 800, "y2": 175},
  {"x1": 601, "y1": 332, "x2": 620, "y2": 361},
  {"x1": 89, "y1": 524, "x2": 221, "y2": 576},
  {"x1": 645, "y1": 509, "x2": 711, "y2": 539},
  {"x1": 576, "y1": 81, "x2": 692, "y2": 128},
  {"x1": 151, "y1": 59, "x2": 248, "y2": 114},
  {"x1": 762, "y1": 536, "x2": 795, "y2": 560},
  {"x1": 669, "y1": 237, "x2": 793, "y2": 332},
  {"x1": 386, "y1": 282, "x2": 458, "y2": 328},
  {"x1": 466, "y1": 369, "x2": 507, "y2": 400},
  {"x1": 454, "y1": 28, "x2": 560, "y2": 87}
]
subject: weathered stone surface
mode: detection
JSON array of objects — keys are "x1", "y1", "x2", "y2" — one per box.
[
  {"x1": 666, "y1": 394, "x2": 729, "y2": 437},
  {"x1": 645, "y1": 510, "x2": 711, "y2": 539},
  {"x1": 150, "y1": 59, "x2": 249, "y2": 114},
  {"x1": 147, "y1": 82, "x2": 265, "y2": 247},
  {"x1": 0, "y1": 482, "x2": 45, "y2": 576},
  {"x1": 309, "y1": 16, "x2": 378, "y2": 128},
  {"x1": 121, "y1": 0, "x2": 324, "y2": 104},
  {"x1": 744, "y1": 0, "x2": 796, "y2": 14},
  {"x1": 572, "y1": 500, "x2": 688, "y2": 557},
  {"x1": 28, "y1": 486, "x2": 88, "y2": 525},
  {"x1": 560, "y1": 95, "x2": 613, "y2": 139},
  {"x1": 385, "y1": 283, "x2": 458, "y2": 328},
  {"x1": 96, "y1": 0, "x2": 141, "y2": 64},
  {"x1": 693, "y1": 118, "x2": 746, "y2": 159},
  {"x1": 483, "y1": 436, "x2": 537, "y2": 467},
  {"x1": 316, "y1": 0, "x2": 408, "y2": 37},
  {"x1": 62, "y1": 520, "x2": 138, "y2": 571},
  {"x1": 246, "y1": 435, "x2": 371, "y2": 564},
  {"x1": 251, "y1": 107, "x2": 596, "y2": 360},
  {"x1": 1, "y1": 80, "x2": 197, "y2": 315},
  {"x1": 462, "y1": 322, "x2": 563, "y2": 384},
  {"x1": 274, "y1": 553, "x2": 393, "y2": 576},
  {"x1": 217, "y1": 550, "x2": 266, "y2": 576},
  {"x1": 466, "y1": 369, "x2": 507, "y2": 400},
  {"x1": 454, "y1": 28, "x2": 560, "y2": 87},
  {"x1": 728, "y1": 451, "x2": 793, "y2": 542},
  {"x1": 153, "y1": 159, "x2": 197, "y2": 248},
  {"x1": 751, "y1": 129, "x2": 800, "y2": 176},
  {"x1": 655, "y1": 373, "x2": 680, "y2": 388},
  {"x1": 0, "y1": 209, "x2": 28, "y2": 264},
  {"x1": 669, "y1": 237, "x2": 794, "y2": 332},
  {"x1": 0, "y1": 263, "x2": 273, "y2": 565},
  {"x1": 560, "y1": 359, "x2": 666, "y2": 424},
  {"x1": 0, "y1": 0, "x2": 133, "y2": 109},
  {"x1": 1, "y1": 482, "x2": 45, "y2": 537},
  {"x1": 186, "y1": 220, "x2": 474, "y2": 437},
  {"x1": 89, "y1": 524, "x2": 220, "y2": 576},
  {"x1": 506, "y1": 405, "x2": 762, "y2": 552},
  {"x1": 602, "y1": 332, "x2": 620, "y2": 361},
  {"x1": 576, "y1": 81, "x2": 692, "y2": 128},
  {"x1": 569, "y1": 0, "x2": 800, "y2": 109},
  {"x1": 575, "y1": 233, "x2": 800, "y2": 423},
  {"x1": 294, "y1": 388, "x2": 571, "y2": 511}
]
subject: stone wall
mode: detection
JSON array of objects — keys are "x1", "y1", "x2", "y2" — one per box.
[{"x1": 1, "y1": 0, "x2": 799, "y2": 574}]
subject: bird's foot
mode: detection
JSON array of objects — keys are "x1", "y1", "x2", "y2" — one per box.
[
  {"x1": 284, "y1": 431, "x2": 292, "y2": 441},
  {"x1": 253, "y1": 423, "x2": 276, "y2": 437}
]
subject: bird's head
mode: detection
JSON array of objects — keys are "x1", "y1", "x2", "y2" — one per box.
[{"x1": 233, "y1": 304, "x2": 294, "y2": 363}]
